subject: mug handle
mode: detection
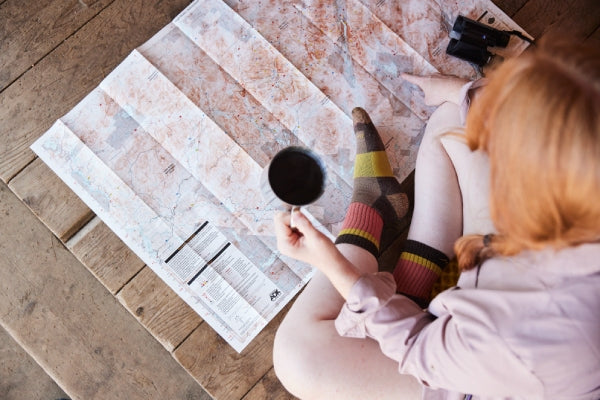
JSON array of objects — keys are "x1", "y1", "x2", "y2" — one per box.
[{"x1": 290, "y1": 206, "x2": 300, "y2": 229}]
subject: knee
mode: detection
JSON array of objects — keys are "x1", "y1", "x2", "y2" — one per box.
[
  {"x1": 273, "y1": 315, "x2": 323, "y2": 399},
  {"x1": 422, "y1": 102, "x2": 462, "y2": 144}
]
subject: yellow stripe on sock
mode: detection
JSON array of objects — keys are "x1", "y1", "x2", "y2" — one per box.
[
  {"x1": 338, "y1": 228, "x2": 380, "y2": 249},
  {"x1": 400, "y1": 252, "x2": 443, "y2": 275},
  {"x1": 353, "y1": 151, "x2": 394, "y2": 178}
]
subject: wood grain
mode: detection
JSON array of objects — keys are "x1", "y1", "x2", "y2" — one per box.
[
  {"x1": 242, "y1": 368, "x2": 297, "y2": 400},
  {"x1": 0, "y1": 0, "x2": 193, "y2": 183},
  {"x1": 513, "y1": 0, "x2": 600, "y2": 39},
  {"x1": 491, "y1": 0, "x2": 528, "y2": 16},
  {"x1": 0, "y1": 0, "x2": 113, "y2": 92},
  {"x1": 0, "y1": 324, "x2": 67, "y2": 400},
  {"x1": 0, "y1": 181, "x2": 211, "y2": 400},
  {"x1": 174, "y1": 305, "x2": 292, "y2": 400},
  {"x1": 66, "y1": 216, "x2": 145, "y2": 294},
  {"x1": 8, "y1": 158, "x2": 94, "y2": 242},
  {"x1": 586, "y1": 25, "x2": 600, "y2": 45},
  {"x1": 116, "y1": 266, "x2": 204, "y2": 352}
]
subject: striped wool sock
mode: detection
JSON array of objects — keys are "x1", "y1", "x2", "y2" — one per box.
[
  {"x1": 393, "y1": 240, "x2": 450, "y2": 307},
  {"x1": 335, "y1": 107, "x2": 409, "y2": 258}
]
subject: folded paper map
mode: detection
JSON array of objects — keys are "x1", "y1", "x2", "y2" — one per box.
[{"x1": 32, "y1": 0, "x2": 529, "y2": 351}]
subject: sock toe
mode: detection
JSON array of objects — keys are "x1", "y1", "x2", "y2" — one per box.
[{"x1": 352, "y1": 107, "x2": 372, "y2": 124}]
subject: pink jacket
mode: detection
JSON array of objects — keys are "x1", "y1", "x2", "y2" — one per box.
[{"x1": 335, "y1": 243, "x2": 600, "y2": 399}]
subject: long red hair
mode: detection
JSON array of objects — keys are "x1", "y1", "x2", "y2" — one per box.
[{"x1": 455, "y1": 37, "x2": 600, "y2": 270}]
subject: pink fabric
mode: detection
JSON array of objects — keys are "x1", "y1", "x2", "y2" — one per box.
[{"x1": 335, "y1": 243, "x2": 600, "y2": 399}]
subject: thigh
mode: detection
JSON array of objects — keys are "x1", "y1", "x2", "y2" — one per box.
[
  {"x1": 440, "y1": 137, "x2": 495, "y2": 236},
  {"x1": 274, "y1": 245, "x2": 423, "y2": 399},
  {"x1": 274, "y1": 274, "x2": 423, "y2": 400},
  {"x1": 275, "y1": 318, "x2": 423, "y2": 399},
  {"x1": 407, "y1": 103, "x2": 464, "y2": 256},
  {"x1": 408, "y1": 102, "x2": 495, "y2": 252}
]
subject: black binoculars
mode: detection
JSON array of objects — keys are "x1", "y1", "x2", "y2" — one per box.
[{"x1": 446, "y1": 15, "x2": 511, "y2": 66}]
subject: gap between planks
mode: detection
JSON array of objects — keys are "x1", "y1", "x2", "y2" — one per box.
[{"x1": 0, "y1": 0, "x2": 117, "y2": 95}]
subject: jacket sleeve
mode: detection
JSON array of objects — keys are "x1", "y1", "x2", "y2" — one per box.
[{"x1": 335, "y1": 272, "x2": 544, "y2": 398}]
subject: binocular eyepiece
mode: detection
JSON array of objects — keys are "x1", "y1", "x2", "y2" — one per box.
[{"x1": 446, "y1": 15, "x2": 511, "y2": 66}]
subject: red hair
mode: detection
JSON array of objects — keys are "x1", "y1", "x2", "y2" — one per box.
[{"x1": 455, "y1": 37, "x2": 600, "y2": 270}]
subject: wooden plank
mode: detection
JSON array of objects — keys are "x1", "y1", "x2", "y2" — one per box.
[
  {"x1": 0, "y1": 324, "x2": 68, "y2": 400},
  {"x1": 0, "y1": 0, "x2": 113, "y2": 92},
  {"x1": 8, "y1": 158, "x2": 94, "y2": 242},
  {"x1": 491, "y1": 0, "x2": 529, "y2": 17},
  {"x1": 0, "y1": 181, "x2": 211, "y2": 400},
  {"x1": 66, "y1": 216, "x2": 146, "y2": 294},
  {"x1": 174, "y1": 304, "x2": 292, "y2": 400},
  {"x1": 116, "y1": 266, "x2": 203, "y2": 352},
  {"x1": 585, "y1": 25, "x2": 600, "y2": 46},
  {"x1": 0, "y1": 0, "x2": 193, "y2": 184},
  {"x1": 242, "y1": 368, "x2": 297, "y2": 400},
  {"x1": 513, "y1": 0, "x2": 600, "y2": 40}
]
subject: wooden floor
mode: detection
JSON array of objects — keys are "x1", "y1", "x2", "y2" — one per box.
[{"x1": 0, "y1": 1, "x2": 598, "y2": 399}]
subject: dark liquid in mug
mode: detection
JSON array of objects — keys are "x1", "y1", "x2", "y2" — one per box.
[{"x1": 268, "y1": 148, "x2": 324, "y2": 206}]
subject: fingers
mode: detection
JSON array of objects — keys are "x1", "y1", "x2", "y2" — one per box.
[
  {"x1": 273, "y1": 209, "x2": 324, "y2": 260},
  {"x1": 274, "y1": 209, "x2": 312, "y2": 238},
  {"x1": 289, "y1": 209, "x2": 313, "y2": 234},
  {"x1": 273, "y1": 211, "x2": 291, "y2": 241},
  {"x1": 274, "y1": 211, "x2": 299, "y2": 256}
]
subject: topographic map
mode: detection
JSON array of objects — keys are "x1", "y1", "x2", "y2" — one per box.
[{"x1": 32, "y1": 0, "x2": 529, "y2": 351}]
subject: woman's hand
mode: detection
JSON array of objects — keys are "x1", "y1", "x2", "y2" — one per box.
[
  {"x1": 274, "y1": 210, "x2": 362, "y2": 298},
  {"x1": 274, "y1": 209, "x2": 339, "y2": 267}
]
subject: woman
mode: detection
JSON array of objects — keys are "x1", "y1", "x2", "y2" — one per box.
[{"x1": 272, "y1": 38, "x2": 600, "y2": 399}]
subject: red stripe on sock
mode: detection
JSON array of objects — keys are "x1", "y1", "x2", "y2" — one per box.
[
  {"x1": 340, "y1": 202, "x2": 383, "y2": 243},
  {"x1": 393, "y1": 258, "x2": 441, "y2": 300}
]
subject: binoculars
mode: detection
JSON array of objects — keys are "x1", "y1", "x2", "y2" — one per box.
[{"x1": 446, "y1": 15, "x2": 511, "y2": 66}]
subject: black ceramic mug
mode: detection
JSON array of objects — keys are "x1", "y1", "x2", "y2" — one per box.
[{"x1": 261, "y1": 146, "x2": 326, "y2": 225}]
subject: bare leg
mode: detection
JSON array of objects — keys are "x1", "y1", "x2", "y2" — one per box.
[
  {"x1": 440, "y1": 138, "x2": 494, "y2": 235},
  {"x1": 407, "y1": 102, "x2": 464, "y2": 257},
  {"x1": 273, "y1": 244, "x2": 422, "y2": 399},
  {"x1": 407, "y1": 104, "x2": 494, "y2": 255},
  {"x1": 404, "y1": 74, "x2": 493, "y2": 237}
]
